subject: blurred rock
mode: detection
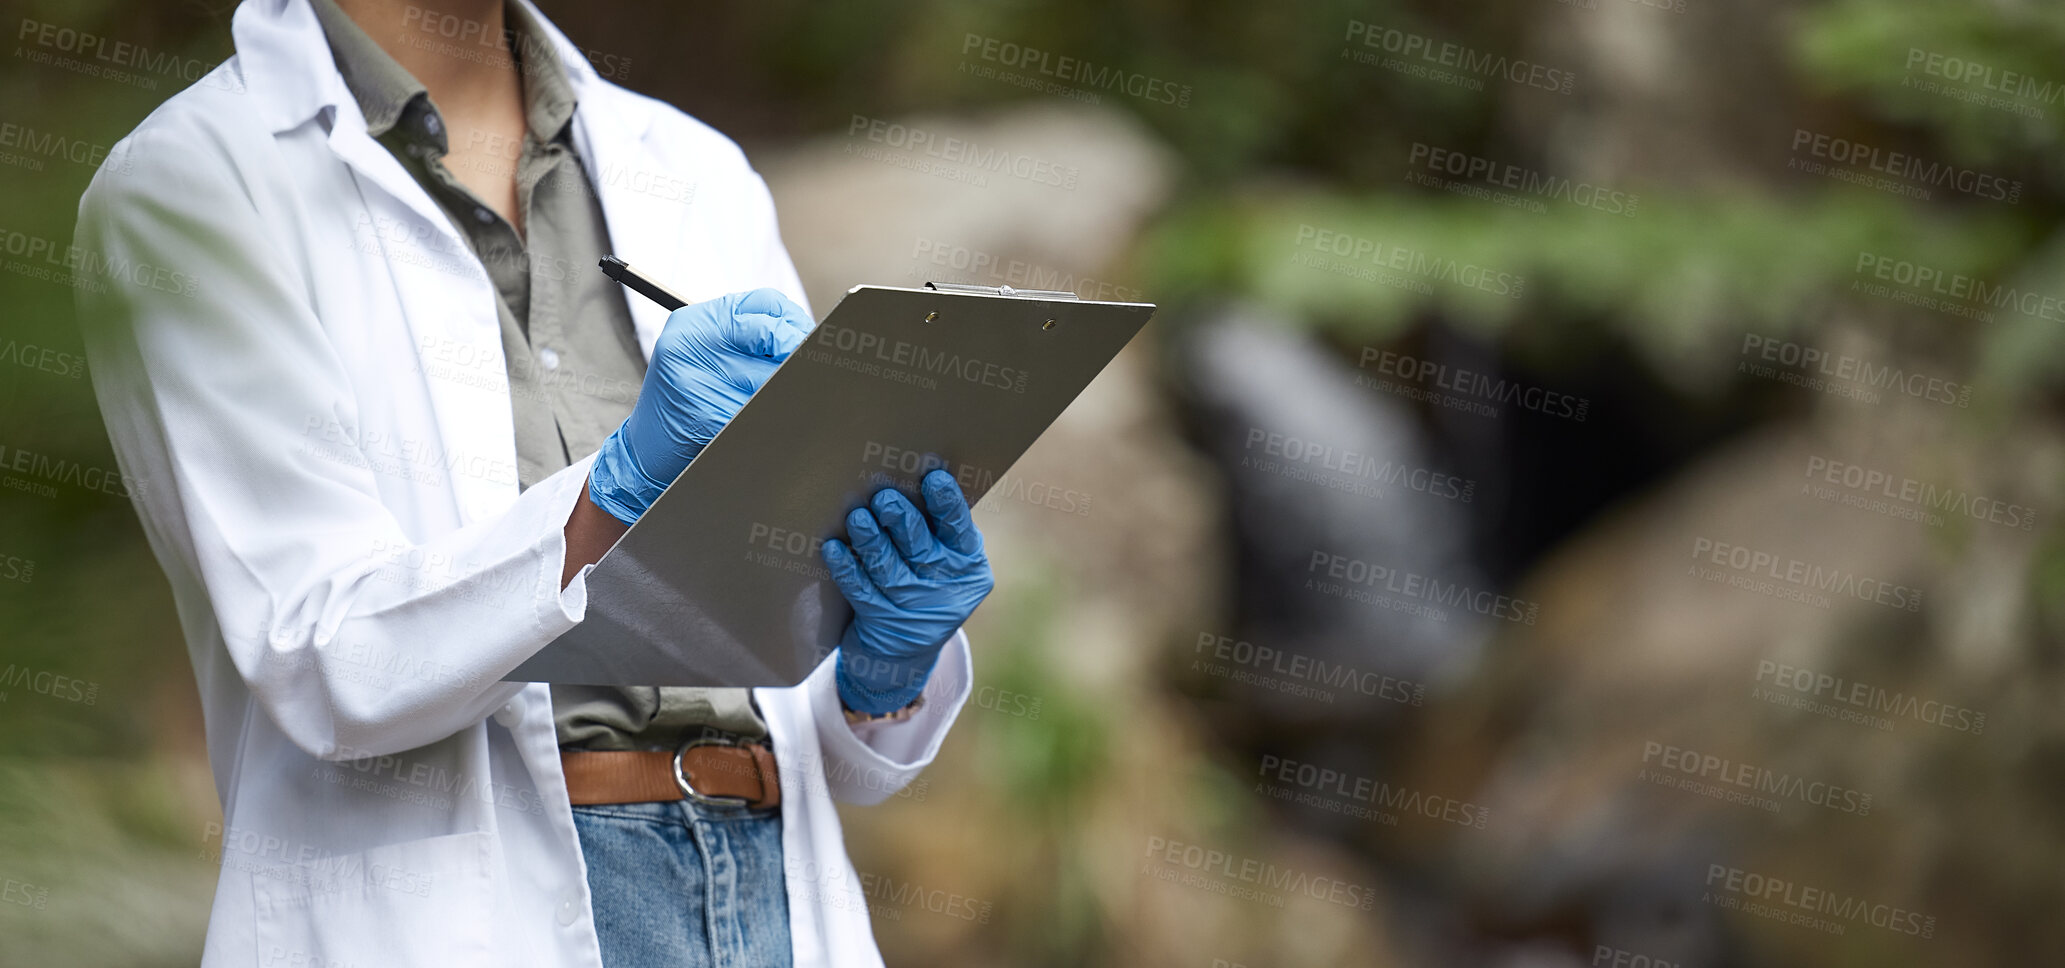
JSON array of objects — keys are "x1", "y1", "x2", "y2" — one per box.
[
  {"x1": 761, "y1": 101, "x2": 1175, "y2": 314},
  {"x1": 1399, "y1": 370, "x2": 2062, "y2": 968}
]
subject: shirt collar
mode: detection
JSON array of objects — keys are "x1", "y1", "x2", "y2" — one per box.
[
  {"x1": 507, "y1": 0, "x2": 577, "y2": 143},
  {"x1": 307, "y1": 0, "x2": 577, "y2": 149},
  {"x1": 307, "y1": 0, "x2": 426, "y2": 140}
]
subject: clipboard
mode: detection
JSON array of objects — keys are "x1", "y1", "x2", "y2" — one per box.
[{"x1": 505, "y1": 283, "x2": 1156, "y2": 686}]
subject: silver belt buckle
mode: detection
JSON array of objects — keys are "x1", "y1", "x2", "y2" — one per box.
[{"x1": 673, "y1": 734, "x2": 751, "y2": 808}]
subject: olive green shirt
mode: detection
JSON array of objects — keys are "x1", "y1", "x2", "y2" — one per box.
[{"x1": 311, "y1": 0, "x2": 765, "y2": 749}]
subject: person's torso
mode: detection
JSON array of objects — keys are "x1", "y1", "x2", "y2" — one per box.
[{"x1": 308, "y1": 0, "x2": 765, "y2": 750}]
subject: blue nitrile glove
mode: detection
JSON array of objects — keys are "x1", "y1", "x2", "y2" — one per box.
[
  {"x1": 823, "y1": 469, "x2": 995, "y2": 714},
  {"x1": 587, "y1": 289, "x2": 814, "y2": 525}
]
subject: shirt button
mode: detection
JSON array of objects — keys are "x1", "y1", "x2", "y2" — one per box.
[
  {"x1": 473, "y1": 206, "x2": 493, "y2": 224},
  {"x1": 423, "y1": 113, "x2": 442, "y2": 136},
  {"x1": 493, "y1": 702, "x2": 521, "y2": 728},
  {"x1": 556, "y1": 892, "x2": 580, "y2": 926},
  {"x1": 538, "y1": 347, "x2": 561, "y2": 371}
]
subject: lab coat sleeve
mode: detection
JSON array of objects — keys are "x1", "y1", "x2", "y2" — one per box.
[
  {"x1": 789, "y1": 629, "x2": 973, "y2": 807},
  {"x1": 745, "y1": 164, "x2": 813, "y2": 319},
  {"x1": 74, "y1": 109, "x2": 591, "y2": 761}
]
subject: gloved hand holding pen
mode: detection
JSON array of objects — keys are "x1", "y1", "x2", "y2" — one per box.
[
  {"x1": 823, "y1": 469, "x2": 995, "y2": 715},
  {"x1": 587, "y1": 288, "x2": 815, "y2": 526}
]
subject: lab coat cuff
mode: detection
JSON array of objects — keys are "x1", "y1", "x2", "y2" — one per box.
[
  {"x1": 537, "y1": 453, "x2": 601, "y2": 627},
  {"x1": 806, "y1": 629, "x2": 972, "y2": 805}
]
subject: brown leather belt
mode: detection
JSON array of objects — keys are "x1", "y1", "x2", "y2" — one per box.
[{"x1": 561, "y1": 742, "x2": 780, "y2": 809}]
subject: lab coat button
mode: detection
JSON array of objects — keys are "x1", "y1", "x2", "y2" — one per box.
[
  {"x1": 494, "y1": 702, "x2": 521, "y2": 728},
  {"x1": 538, "y1": 347, "x2": 560, "y2": 371},
  {"x1": 556, "y1": 893, "x2": 579, "y2": 926}
]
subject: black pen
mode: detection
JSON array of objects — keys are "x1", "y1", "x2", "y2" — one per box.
[{"x1": 599, "y1": 255, "x2": 690, "y2": 311}]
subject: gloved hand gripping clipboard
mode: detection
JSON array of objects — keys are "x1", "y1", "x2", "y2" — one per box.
[{"x1": 506, "y1": 278, "x2": 1156, "y2": 687}]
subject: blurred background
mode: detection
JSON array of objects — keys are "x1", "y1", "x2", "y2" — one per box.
[{"x1": 3, "y1": 0, "x2": 2063, "y2": 964}]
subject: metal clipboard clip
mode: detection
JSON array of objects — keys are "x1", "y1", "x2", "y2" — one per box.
[{"x1": 924, "y1": 282, "x2": 1080, "y2": 300}]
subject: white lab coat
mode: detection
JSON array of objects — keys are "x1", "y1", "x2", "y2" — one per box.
[{"x1": 73, "y1": 1, "x2": 970, "y2": 965}]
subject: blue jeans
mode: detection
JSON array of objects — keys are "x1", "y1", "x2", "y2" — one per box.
[{"x1": 573, "y1": 799, "x2": 792, "y2": 968}]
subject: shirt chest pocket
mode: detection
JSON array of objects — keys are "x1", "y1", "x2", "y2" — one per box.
[{"x1": 250, "y1": 830, "x2": 497, "y2": 966}]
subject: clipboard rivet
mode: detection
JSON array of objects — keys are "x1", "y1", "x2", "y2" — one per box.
[
  {"x1": 1042, "y1": 319, "x2": 1057, "y2": 331},
  {"x1": 924, "y1": 312, "x2": 939, "y2": 323}
]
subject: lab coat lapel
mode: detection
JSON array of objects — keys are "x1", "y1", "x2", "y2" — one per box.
[
  {"x1": 571, "y1": 91, "x2": 679, "y2": 361},
  {"x1": 235, "y1": 0, "x2": 467, "y2": 251},
  {"x1": 326, "y1": 123, "x2": 474, "y2": 253},
  {"x1": 326, "y1": 119, "x2": 516, "y2": 526},
  {"x1": 237, "y1": 0, "x2": 515, "y2": 524}
]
